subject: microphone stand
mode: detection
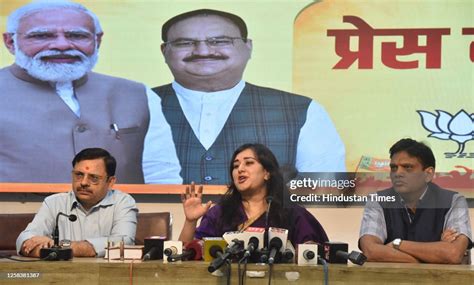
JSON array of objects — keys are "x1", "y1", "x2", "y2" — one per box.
[
  {"x1": 40, "y1": 212, "x2": 76, "y2": 261},
  {"x1": 264, "y1": 196, "x2": 273, "y2": 249}
]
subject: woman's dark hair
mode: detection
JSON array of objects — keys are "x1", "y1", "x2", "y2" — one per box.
[{"x1": 218, "y1": 143, "x2": 290, "y2": 232}]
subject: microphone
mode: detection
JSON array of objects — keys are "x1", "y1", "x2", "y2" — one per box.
[
  {"x1": 222, "y1": 228, "x2": 263, "y2": 251},
  {"x1": 336, "y1": 250, "x2": 367, "y2": 265},
  {"x1": 167, "y1": 240, "x2": 203, "y2": 262},
  {"x1": 281, "y1": 240, "x2": 295, "y2": 263},
  {"x1": 267, "y1": 237, "x2": 282, "y2": 265},
  {"x1": 40, "y1": 212, "x2": 77, "y2": 261},
  {"x1": 208, "y1": 239, "x2": 244, "y2": 273},
  {"x1": 163, "y1": 241, "x2": 183, "y2": 263},
  {"x1": 264, "y1": 227, "x2": 288, "y2": 264},
  {"x1": 297, "y1": 244, "x2": 318, "y2": 265},
  {"x1": 206, "y1": 245, "x2": 225, "y2": 272},
  {"x1": 318, "y1": 242, "x2": 350, "y2": 264},
  {"x1": 264, "y1": 196, "x2": 273, "y2": 248},
  {"x1": 163, "y1": 247, "x2": 178, "y2": 257},
  {"x1": 143, "y1": 236, "x2": 166, "y2": 261},
  {"x1": 243, "y1": 237, "x2": 260, "y2": 258},
  {"x1": 53, "y1": 212, "x2": 77, "y2": 246},
  {"x1": 303, "y1": 250, "x2": 315, "y2": 260},
  {"x1": 203, "y1": 237, "x2": 227, "y2": 262},
  {"x1": 143, "y1": 248, "x2": 160, "y2": 261},
  {"x1": 221, "y1": 227, "x2": 264, "y2": 262}
]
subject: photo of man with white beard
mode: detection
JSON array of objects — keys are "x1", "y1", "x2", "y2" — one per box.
[{"x1": 0, "y1": 0, "x2": 182, "y2": 184}]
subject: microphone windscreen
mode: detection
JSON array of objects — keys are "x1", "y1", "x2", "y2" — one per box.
[
  {"x1": 297, "y1": 244, "x2": 318, "y2": 265},
  {"x1": 185, "y1": 240, "x2": 203, "y2": 260},
  {"x1": 248, "y1": 237, "x2": 259, "y2": 248},
  {"x1": 303, "y1": 249, "x2": 315, "y2": 260},
  {"x1": 162, "y1": 241, "x2": 183, "y2": 263},
  {"x1": 269, "y1": 237, "x2": 283, "y2": 249},
  {"x1": 144, "y1": 237, "x2": 166, "y2": 260},
  {"x1": 203, "y1": 237, "x2": 227, "y2": 262},
  {"x1": 164, "y1": 247, "x2": 176, "y2": 256},
  {"x1": 209, "y1": 245, "x2": 223, "y2": 258},
  {"x1": 348, "y1": 251, "x2": 367, "y2": 265},
  {"x1": 268, "y1": 227, "x2": 288, "y2": 252},
  {"x1": 335, "y1": 250, "x2": 348, "y2": 260},
  {"x1": 68, "y1": 214, "x2": 77, "y2": 222}
]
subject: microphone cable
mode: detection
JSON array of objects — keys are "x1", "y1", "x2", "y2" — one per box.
[
  {"x1": 237, "y1": 254, "x2": 249, "y2": 285},
  {"x1": 267, "y1": 263, "x2": 273, "y2": 285},
  {"x1": 317, "y1": 256, "x2": 329, "y2": 285},
  {"x1": 225, "y1": 259, "x2": 231, "y2": 285},
  {"x1": 0, "y1": 251, "x2": 58, "y2": 262},
  {"x1": 0, "y1": 255, "x2": 42, "y2": 262}
]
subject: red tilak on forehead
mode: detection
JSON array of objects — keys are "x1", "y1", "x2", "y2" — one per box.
[{"x1": 85, "y1": 166, "x2": 90, "y2": 170}]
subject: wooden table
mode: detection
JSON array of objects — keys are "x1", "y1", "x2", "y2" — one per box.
[{"x1": 0, "y1": 258, "x2": 473, "y2": 285}]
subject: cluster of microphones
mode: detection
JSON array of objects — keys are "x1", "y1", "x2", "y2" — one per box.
[
  {"x1": 148, "y1": 226, "x2": 366, "y2": 273},
  {"x1": 44, "y1": 210, "x2": 367, "y2": 271}
]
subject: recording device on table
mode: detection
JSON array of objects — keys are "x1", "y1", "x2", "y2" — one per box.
[{"x1": 40, "y1": 212, "x2": 77, "y2": 261}]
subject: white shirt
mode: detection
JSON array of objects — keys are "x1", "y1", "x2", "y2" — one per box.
[
  {"x1": 16, "y1": 190, "x2": 138, "y2": 257},
  {"x1": 171, "y1": 80, "x2": 346, "y2": 172},
  {"x1": 142, "y1": 87, "x2": 183, "y2": 183},
  {"x1": 55, "y1": 81, "x2": 80, "y2": 117},
  {"x1": 173, "y1": 80, "x2": 244, "y2": 149},
  {"x1": 54, "y1": 84, "x2": 183, "y2": 184}
]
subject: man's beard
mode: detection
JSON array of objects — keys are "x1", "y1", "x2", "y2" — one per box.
[{"x1": 14, "y1": 43, "x2": 98, "y2": 83}]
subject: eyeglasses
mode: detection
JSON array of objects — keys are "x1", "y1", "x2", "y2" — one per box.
[
  {"x1": 71, "y1": 171, "x2": 107, "y2": 185},
  {"x1": 164, "y1": 37, "x2": 246, "y2": 50},
  {"x1": 13, "y1": 31, "x2": 95, "y2": 44}
]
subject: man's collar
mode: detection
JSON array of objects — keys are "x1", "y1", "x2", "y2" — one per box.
[
  {"x1": 418, "y1": 185, "x2": 429, "y2": 200},
  {"x1": 398, "y1": 185, "x2": 429, "y2": 206},
  {"x1": 69, "y1": 191, "x2": 80, "y2": 211},
  {"x1": 70, "y1": 189, "x2": 115, "y2": 211},
  {"x1": 172, "y1": 79, "x2": 245, "y2": 97},
  {"x1": 9, "y1": 64, "x2": 89, "y2": 88}
]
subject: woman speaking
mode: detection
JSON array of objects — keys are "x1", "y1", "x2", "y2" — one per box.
[{"x1": 179, "y1": 143, "x2": 328, "y2": 245}]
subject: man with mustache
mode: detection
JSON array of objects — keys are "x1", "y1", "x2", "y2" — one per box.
[
  {"x1": 17, "y1": 148, "x2": 138, "y2": 257},
  {"x1": 0, "y1": 1, "x2": 181, "y2": 184},
  {"x1": 359, "y1": 138, "x2": 472, "y2": 264},
  {"x1": 153, "y1": 9, "x2": 345, "y2": 184}
]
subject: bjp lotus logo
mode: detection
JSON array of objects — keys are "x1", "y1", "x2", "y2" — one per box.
[{"x1": 417, "y1": 110, "x2": 473, "y2": 154}]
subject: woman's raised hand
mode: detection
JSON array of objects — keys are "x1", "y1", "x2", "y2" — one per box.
[{"x1": 181, "y1": 182, "x2": 212, "y2": 222}]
